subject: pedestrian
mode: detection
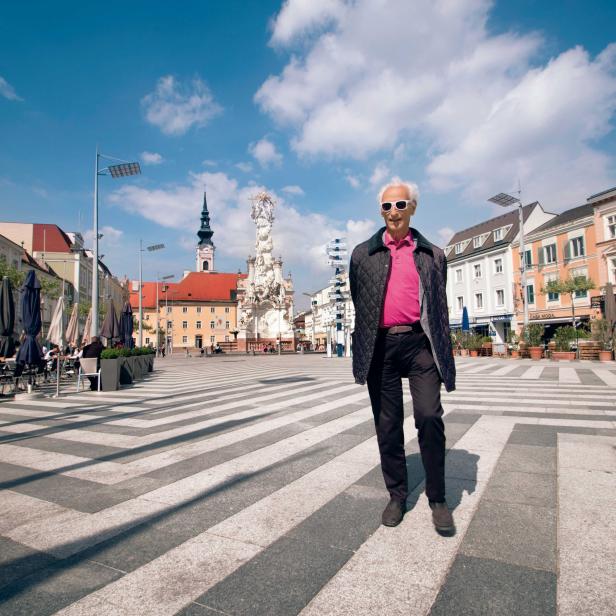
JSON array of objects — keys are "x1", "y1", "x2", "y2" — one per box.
[
  {"x1": 349, "y1": 177, "x2": 456, "y2": 532},
  {"x1": 82, "y1": 336, "x2": 104, "y2": 391}
]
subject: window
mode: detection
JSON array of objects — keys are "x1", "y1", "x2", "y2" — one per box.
[
  {"x1": 225, "y1": 335, "x2": 230, "y2": 342},
  {"x1": 545, "y1": 274, "x2": 559, "y2": 302},
  {"x1": 606, "y1": 214, "x2": 616, "y2": 239},
  {"x1": 569, "y1": 236, "x2": 585, "y2": 258},
  {"x1": 473, "y1": 263, "x2": 482, "y2": 279},
  {"x1": 167, "y1": 322, "x2": 172, "y2": 330},
  {"x1": 182, "y1": 336, "x2": 188, "y2": 344},
  {"x1": 455, "y1": 242, "x2": 463, "y2": 254},
  {"x1": 166, "y1": 306, "x2": 171, "y2": 314},
  {"x1": 494, "y1": 258, "x2": 503, "y2": 274},
  {"x1": 522, "y1": 250, "x2": 532, "y2": 267},
  {"x1": 210, "y1": 307, "x2": 215, "y2": 313},
  {"x1": 210, "y1": 335, "x2": 216, "y2": 343},
  {"x1": 473, "y1": 236, "x2": 481, "y2": 248},
  {"x1": 542, "y1": 243, "x2": 557, "y2": 264},
  {"x1": 196, "y1": 306, "x2": 202, "y2": 313},
  {"x1": 182, "y1": 306, "x2": 188, "y2": 313},
  {"x1": 225, "y1": 321, "x2": 230, "y2": 329},
  {"x1": 526, "y1": 284, "x2": 535, "y2": 304},
  {"x1": 182, "y1": 321, "x2": 187, "y2": 329},
  {"x1": 225, "y1": 307, "x2": 230, "y2": 313},
  {"x1": 495, "y1": 289, "x2": 504, "y2": 306},
  {"x1": 493, "y1": 228, "x2": 503, "y2": 241},
  {"x1": 145, "y1": 314, "x2": 149, "y2": 321},
  {"x1": 210, "y1": 321, "x2": 215, "y2": 329},
  {"x1": 145, "y1": 337, "x2": 150, "y2": 344},
  {"x1": 475, "y1": 292, "x2": 483, "y2": 309},
  {"x1": 196, "y1": 321, "x2": 201, "y2": 329},
  {"x1": 571, "y1": 268, "x2": 588, "y2": 298},
  {"x1": 455, "y1": 269, "x2": 462, "y2": 283},
  {"x1": 456, "y1": 296, "x2": 464, "y2": 311},
  {"x1": 611, "y1": 257, "x2": 616, "y2": 284}
]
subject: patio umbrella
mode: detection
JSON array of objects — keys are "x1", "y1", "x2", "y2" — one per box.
[
  {"x1": 47, "y1": 295, "x2": 65, "y2": 398},
  {"x1": 605, "y1": 281, "x2": 616, "y2": 334},
  {"x1": 15, "y1": 270, "x2": 43, "y2": 366},
  {"x1": 82, "y1": 307, "x2": 92, "y2": 346},
  {"x1": 120, "y1": 301, "x2": 134, "y2": 348},
  {"x1": 100, "y1": 299, "x2": 121, "y2": 343},
  {"x1": 0, "y1": 277, "x2": 15, "y2": 358},
  {"x1": 461, "y1": 306, "x2": 470, "y2": 332},
  {"x1": 65, "y1": 303, "x2": 79, "y2": 348}
]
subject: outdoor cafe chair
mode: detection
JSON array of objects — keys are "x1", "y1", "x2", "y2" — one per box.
[{"x1": 77, "y1": 357, "x2": 101, "y2": 392}]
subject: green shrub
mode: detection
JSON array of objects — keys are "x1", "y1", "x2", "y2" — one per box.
[
  {"x1": 481, "y1": 336, "x2": 492, "y2": 344},
  {"x1": 523, "y1": 323, "x2": 544, "y2": 347},
  {"x1": 552, "y1": 326, "x2": 577, "y2": 352},
  {"x1": 118, "y1": 348, "x2": 132, "y2": 357},
  {"x1": 101, "y1": 349, "x2": 120, "y2": 359}
]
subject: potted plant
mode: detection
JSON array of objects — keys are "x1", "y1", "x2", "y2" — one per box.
[
  {"x1": 468, "y1": 334, "x2": 482, "y2": 357},
  {"x1": 481, "y1": 335, "x2": 492, "y2": 349},
  {"x1": 593, "y1": 318, "x2": 614, "y2": 361},
  {"x1": 100, "y1": 348, "x2": 122, "y2": 391},
  {"x1": 551, "y1": 326, "x2": 577, "y2": 360},
  {"x1": 507, "y1": 332, "x2": 520, "y2": 358},
  {"x1": 459, "y1": 332, "x2": 470, "y2": 357},
  {"x1": 524, "y1": 323, "x2": 544, "y2": 360}
]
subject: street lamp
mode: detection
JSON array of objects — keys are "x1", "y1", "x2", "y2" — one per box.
[
  {"x1": 156, "y1": 274, "x2": 174, "y2": 356},
  {"x1": 488, "y1": 190, "x2": 528, "y2": 334},
  {"x1": 92, "y1": 149, "x2": 141, "y2": 337},
  {"x1": 327, "y1": 238, "x2": 349, "y2": 358},
  {"x1": 138, "y1": 241, "x2": 165, "y2": 347},
  {"x1": 302, "y1": 291, "x2": 316, "y2": 349}
]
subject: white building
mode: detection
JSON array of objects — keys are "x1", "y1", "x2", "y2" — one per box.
[{"x1": 444, "y1": 202, "x2": 554, "y2": 343}]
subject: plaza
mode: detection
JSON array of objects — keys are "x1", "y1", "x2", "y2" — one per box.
[{"x1": 0, "y1": 354, "x2": 614, "y2": 615}]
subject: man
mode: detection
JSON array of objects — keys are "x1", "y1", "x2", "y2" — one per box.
[
  {"x1": 349, "y1": 178, "x2": 456, "y2": 532},
  {"x1": 82, "y1": 336, "x2": 104, "y2": 391}
]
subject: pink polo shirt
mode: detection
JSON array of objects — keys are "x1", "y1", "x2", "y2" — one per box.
[{"x1": 380, "y1": 230, "x2": 421, "y2": 327}]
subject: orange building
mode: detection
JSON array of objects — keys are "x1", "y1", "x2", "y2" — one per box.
[
  {"x1": 590, "y1": 187, "x2": 616, "y2": 294},
  {"x1": 511, "y1": 201, "x2": 601, "y2": 339}
]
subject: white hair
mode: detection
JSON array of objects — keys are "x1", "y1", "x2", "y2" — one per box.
[{"x1": 377, "y1": 177, "x2": 419, "y2": 205}]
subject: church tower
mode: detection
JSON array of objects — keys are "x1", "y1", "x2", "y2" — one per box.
[{"x1": 196, "y1": 192, "x2": 215, "y2": 272}]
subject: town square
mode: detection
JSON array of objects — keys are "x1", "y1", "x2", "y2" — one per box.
[{"x1": 1, "y1": 1, "x2": 615, "y2": 614}]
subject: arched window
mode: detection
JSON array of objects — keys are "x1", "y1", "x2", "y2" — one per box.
[{"x1": 203, "y1": 261, "x2": 209, "y2": 271}]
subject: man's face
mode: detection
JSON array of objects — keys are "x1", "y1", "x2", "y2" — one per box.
[{"x1": 380, "y1": 185, "x2": 417, "y2": 236}]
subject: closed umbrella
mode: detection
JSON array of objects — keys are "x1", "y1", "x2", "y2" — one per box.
[
  {"x1": 0, "y1": 277, "x2": 15, "y2": 358},
  {"x1": 605, "y1": 281, "x2": 616, "y2": 337},
  {"x1": 65, "y1": 303, "x2": 79, "y2": 348},
  {"x1": 100, "y1": 299, "x2": 121, "y2": 343},
  {"x1": 47, "y1": 295, "x2": 65, "y2": 397},
  {"x1": 15, "y1": 270, "x2": 43, "y2": 366},
  {"x1": 461, "y1": 306, "x2": 470, "y2": 331},
  {"x1": 120, "y1": 301, "x2": 134, "y2": 348},
  {"x1": 82, "y1": 307, "x2": 92, "y2": 346}
]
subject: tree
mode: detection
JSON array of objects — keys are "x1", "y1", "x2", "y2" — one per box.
[{"x1": 541, "y1": 275, "x2": 596, "y2": 329}]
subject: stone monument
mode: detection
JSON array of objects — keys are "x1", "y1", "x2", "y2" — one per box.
[{"x1": 236, "y1": 191, "x2": 294, "y2": 351}]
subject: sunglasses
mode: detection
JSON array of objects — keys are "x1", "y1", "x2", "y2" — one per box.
[{"x1": 381, "y1": 199, "x2": 415, "y2": 212}]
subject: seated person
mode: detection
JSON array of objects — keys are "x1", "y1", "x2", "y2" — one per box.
[{"x1": 81, "y1": 336, "x2": 104, "y2": 390}]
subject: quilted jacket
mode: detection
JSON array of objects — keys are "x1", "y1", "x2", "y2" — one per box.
[{"x1": 349, "y1": 226, "x2": 456, "y2": 392}]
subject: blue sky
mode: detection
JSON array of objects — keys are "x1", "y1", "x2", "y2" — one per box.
[{"x1": 1, "y1": 0, "x2": 615, "y2": 308}]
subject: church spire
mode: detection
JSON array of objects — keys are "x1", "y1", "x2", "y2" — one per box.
[{"x1": 197, "y1": 191, "x2": 214, "y2": 247}]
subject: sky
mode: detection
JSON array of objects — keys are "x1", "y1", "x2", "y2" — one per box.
[{"x1": 1, "y1": 0, "x2": 615, "y2": 309}]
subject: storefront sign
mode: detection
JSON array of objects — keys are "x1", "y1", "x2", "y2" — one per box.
[{"x1": 530, "y1": 313, "x2": 555, "y2": 320}]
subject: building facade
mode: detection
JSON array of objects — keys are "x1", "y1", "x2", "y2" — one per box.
[
  {"x1": 511, "y1": 201, "x2": 601, "y2": 337},
  {"x1": 445, "y1": 203, "x2": 554, "y2": 342},
  {"x1": 590, "y1": 187, "x2": 616, "y2": 297}
]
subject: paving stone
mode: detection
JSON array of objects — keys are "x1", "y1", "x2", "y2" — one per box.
[
  {"x1": 483, "y1": 469, "x2": 556, "y2": 508},
  {"x1": 429, "y1": 554, "x2": 557, "y2": 616},
  {"x1": 496, "y1": 444, "x2": 556, "y2": 475}
]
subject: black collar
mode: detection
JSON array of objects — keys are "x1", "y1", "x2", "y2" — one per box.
[{"x1": 367, "y1": 226, "x2": 434, "y2": 256}]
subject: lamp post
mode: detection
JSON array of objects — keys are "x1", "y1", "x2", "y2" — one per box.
[
  {"x1": 327, "y1": 238, "x2": 348, "y2": 358},
  {"x1": 488, "y1": 190, "x2": 528, "y2": 334},
  {"x1": 92, "y1": 149, "x2": 141, "y2": 337},
  {"x1": 156, "y1": 274, "x2": 174, "y2": 356},
  {"x1": 302, "y1": 292, "x2": 316, "y2": 350},
  {"x1": 138, "y1": 241, "x2": 165, "y2": 347}
]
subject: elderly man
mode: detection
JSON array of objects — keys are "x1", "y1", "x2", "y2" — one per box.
[{"x1": 349, "y1": 178, "x2": 456, "y2": 532}]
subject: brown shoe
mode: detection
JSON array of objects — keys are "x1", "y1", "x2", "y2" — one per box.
[
  {"x1": 429, "y1": 501, "x2": 455, "y2": 534},
  {"x1": 382, "y1": 498, "x2": 406, "y2": 527}
]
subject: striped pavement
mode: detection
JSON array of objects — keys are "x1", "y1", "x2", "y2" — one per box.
[{"x1": 0, "y1": 355, "x2": 614, "y2": 615}]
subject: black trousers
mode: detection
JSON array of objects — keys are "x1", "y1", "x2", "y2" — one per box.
[{"x1": 367, "y1": 329, "x2": 446, "y2": 503}]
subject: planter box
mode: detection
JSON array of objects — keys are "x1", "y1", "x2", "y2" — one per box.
[
  {"x1": 101, "y1": 358, "x2": 121, "y2": 391},
  {"x1": 470, "y1": 350, "x2": 479, "y2": 357},
  {"x1": 119, "y1": 357, "x2": 134, "y2": 385},
  {"x1": 460, "y1": 349, "x2": 469, "y2": 357},
  {"x1": 529, "y1": 347, "x2": 543, "y2": 360},
  {"x1": 552, "y1": 351, "x2": 576, "y2": 361},
  {"x1": 599, "y1": 350, "x2": 613, "y2": 362},
  {"x1": 510, "y1": 350, "x2": 520, "y2": 359}
]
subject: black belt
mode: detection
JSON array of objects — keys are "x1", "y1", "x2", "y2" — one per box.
[{"x1": 380, "y1": 322, "x2": 423, "y2": 335}]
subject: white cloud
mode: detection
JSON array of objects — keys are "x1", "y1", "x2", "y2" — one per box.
[
  {"x1": 249, "y1": 137, "x2": 283, "y2": 168},
  {"x1": 256, "y1": 0, "x2": 616, "y2": 208},
  {"x1": 282, "y1": 184, "x2": 305, "y2": 196},
  {"x1": 369, "y1": 162, "x2": 390, "y2": 187},
  {"x1": 141, "y1": 151, "x2": 164, "y2": 165},
  {"x1": 269, "y1": 0, "x2": 347, "y2": 46},
  {"x1": 32, "y1": 187, "x2": 49, "y2": 198},
  {"x1": 84, "y1": 225, "x2": 124, "y2": 248},
  {"x1": 0, "y1": 76, "x2": 22, "y2": 101},
  {"x1": 437, "y1": 227, "x2": 455, "y2": 247},
  {"x1": 202, "y1": 159, "x2": 218, "y2": 167},
  {"x1": 107, "y1": 170, "x2": 377, "y2": 292},
  {"x1": 141, "y1": 75, "x2": 222, "y2": 136},
  {"x1": 235, "y1": 161, "x2": 254, "y2": 173},
  {"x1": 345, "y1": 174, "x2": 360, "y2": 189}
]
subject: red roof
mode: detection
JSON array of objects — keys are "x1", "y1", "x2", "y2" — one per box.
[
  {"x1": 32, "y1": 224, "x2": 73, "y2": 253},
  {"x1": 129, "y1": 272, "x2": 246, "y2": 309}
]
